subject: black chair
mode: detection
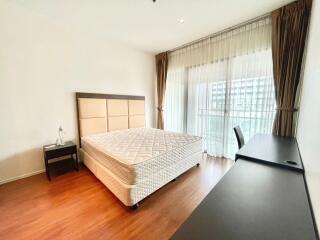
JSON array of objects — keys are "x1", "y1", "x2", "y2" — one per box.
[{"x1": 233, "y1": 126, "x2": 245, "y2": 149}]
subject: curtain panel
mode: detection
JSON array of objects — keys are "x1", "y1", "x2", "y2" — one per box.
[
  {"x1": 272, "y1": 0, "x2": 312, "y2": 137},
  {"x1": 156, "y1": 52, "x2": 169, "y2": 129},
  {"x1": 164, "y1": 17, "x2": 275, "y2": 159}
]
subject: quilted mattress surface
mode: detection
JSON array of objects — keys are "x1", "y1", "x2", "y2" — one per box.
[{"x1": 81, "y1": 128, "x2": 202, "y2": 185}]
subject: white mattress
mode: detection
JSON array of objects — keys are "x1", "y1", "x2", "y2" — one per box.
[{"x1": 81, "y1": 128, "x2": 202, "y2": 185}]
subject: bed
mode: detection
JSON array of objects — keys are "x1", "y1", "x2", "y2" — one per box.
[{"x1": 76, "y1": 92, "x2": 203, "y2": 208}]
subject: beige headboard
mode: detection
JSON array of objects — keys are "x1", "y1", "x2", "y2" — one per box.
[{"x1": 76, "y1": 92, "x2": 145, "y2": 147}]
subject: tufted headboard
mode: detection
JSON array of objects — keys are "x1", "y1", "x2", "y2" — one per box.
[{"x1": 76, "y1": 92, "x2": 145, "y2": 147}]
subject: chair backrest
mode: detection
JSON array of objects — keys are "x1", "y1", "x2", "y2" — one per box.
[{"x1": 233, "y1": 126, "x2": 245, "y2": 149}]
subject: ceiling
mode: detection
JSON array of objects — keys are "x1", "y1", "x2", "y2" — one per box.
[{"x1": 11, "y1": 0, "x2": 295, "y2": 53}]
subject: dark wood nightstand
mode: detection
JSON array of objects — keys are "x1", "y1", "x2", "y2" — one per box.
[{"x1": 43, "y1": 141, "x2": 79, "y2": 180}]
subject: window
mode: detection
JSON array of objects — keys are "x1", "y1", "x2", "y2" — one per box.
[{"x1": 164, "y1": 17, "x2": 275, "y2": 159}]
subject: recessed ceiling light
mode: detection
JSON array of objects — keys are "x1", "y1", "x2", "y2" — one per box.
[{"x1": 178, "y1": 18, "x2": 185, "y2": 24}]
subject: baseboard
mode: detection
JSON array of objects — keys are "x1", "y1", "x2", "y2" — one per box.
[{"x1": 0, "y1": 169, "x2": 45, "y2": 185}]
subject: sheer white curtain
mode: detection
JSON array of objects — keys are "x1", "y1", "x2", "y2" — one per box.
[{"x1": 164, "y1": 17, "x2": 275, "y2": 159}]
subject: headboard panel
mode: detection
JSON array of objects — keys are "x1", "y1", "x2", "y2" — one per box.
[
  {"x1": 76, "y1": 92, "x2": 145, "y2": 147},
  {"x1": 129, "y1": 100, "x2": 145, "y2": 128},
  {"x1": 78, "y1": 98, "x2": 108, "y2": 137},
  {"x1": 107, "y1": 99, "x2": 129, "y2": 131}
]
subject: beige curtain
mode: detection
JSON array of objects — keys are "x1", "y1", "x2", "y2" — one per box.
[
  {"x1": 272, "y1": 0, "x2": 312, "y2": 137},
  {"x1": 156, "y1": 52, "x2": 168, "y2": 129}
]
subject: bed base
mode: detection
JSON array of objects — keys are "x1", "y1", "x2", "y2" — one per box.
[
  {"x1": 80, "y1": 149, "x2": 202, "y2": 208},
  {"x1": 130, "y1": 162, "x2": 200, "y2": 209}
]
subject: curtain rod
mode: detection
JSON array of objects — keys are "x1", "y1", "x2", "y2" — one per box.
[{"x1": 168, "y1": 12, "x2": 271, "y2": 53}]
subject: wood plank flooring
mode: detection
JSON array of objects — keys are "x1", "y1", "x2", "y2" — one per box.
[{"x1": 0, "y1": 156, "x2": 233, "y2": 240}]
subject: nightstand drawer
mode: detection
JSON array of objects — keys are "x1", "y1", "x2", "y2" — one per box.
[{"x1": 45, "y1": 145, "x2": 76, "y2": 159}]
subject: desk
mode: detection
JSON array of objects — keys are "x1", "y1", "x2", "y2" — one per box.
[
  {"x1": 172, "y1": 159, "x2": 317, "y2": 240},
  {"x1": 235, "y1": 134, "x2": 303, "y2": 172}
]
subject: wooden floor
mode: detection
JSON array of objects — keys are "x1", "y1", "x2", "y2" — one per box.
[{"x1": 0, "y1": 156, "x2": 233, "y2": 240}]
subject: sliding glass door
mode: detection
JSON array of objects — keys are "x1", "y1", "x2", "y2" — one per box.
[
  {"x1": 187, "y1": 61, "x2": 228, "y2": 157},
  {"x1": 164, "y1": 17, "x2": 275, "y2": 159}
]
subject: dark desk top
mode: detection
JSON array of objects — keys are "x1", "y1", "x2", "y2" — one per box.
[
  {"x1": 236, "y1": 134, "x2": 303, "y2": 172},
  {"x1": 172, "y1": 159, "x2": 317, "y2": 240}
]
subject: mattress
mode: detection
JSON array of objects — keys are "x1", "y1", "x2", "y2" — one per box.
[{"x1": 81, "y1": 128, "x2": 202, "y2": 185}]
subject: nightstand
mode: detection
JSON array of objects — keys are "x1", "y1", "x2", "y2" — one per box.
[{"x1": 43, "y1": 141, "x2": 79, "y2": 180}]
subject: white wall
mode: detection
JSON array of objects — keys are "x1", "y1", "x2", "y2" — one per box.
[
  {"x1": 0, "y1": 2, "x2": 156, "y2": 183},
  {"x1": 297, "y1": 0, "x2": 320, "y2": 230}
]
